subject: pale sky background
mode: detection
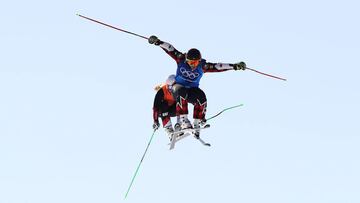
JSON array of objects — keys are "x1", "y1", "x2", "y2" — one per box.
[{"x1": 1, "y1": 0, "x2": 360, "y2": 202}]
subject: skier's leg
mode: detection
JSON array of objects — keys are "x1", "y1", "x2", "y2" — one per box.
[
  {"x1": 172, "y1": 84, "x2": 188, "y2": 115},
  {"x1": 160, "y1": 114, "x2": 174, "y2": 140},
  {"x1": 158, "y1": 101, "x2": 174, "y2": 139},
  {"x1": 188, "y1": 87, "x2": 207, "y2": 138},
  {"x1": 160, "y1": 114, "x2": 172, "y2": 128},
  {"x1": 168, "y1": 103, "x2": 177, "y2": 124},
  {"x1": 189, "y1": 87, "x2": 207, "y2": 121},
  {"x1": 172, "y1": 84, "x2": 192, "y2": 130}
]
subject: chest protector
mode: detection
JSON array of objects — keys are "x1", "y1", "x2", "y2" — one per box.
[{"x1": 175, "y1": 59, "x2": 205, "y2": 88}]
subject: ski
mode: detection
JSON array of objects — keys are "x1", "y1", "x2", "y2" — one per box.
[
  {"x1": 168, "y1": 104, "x2": 244, "y2": 150},
  {"x1": 196, "y1": 137, "x2": 211, "y2": 147},
  {"x1": 169, "y1": 124, "x2": 210, "y2": 150}
]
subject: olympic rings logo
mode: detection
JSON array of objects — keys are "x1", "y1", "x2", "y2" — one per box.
[{"x1": 180, "y1": 67, "x2": 200, "y2": 79}]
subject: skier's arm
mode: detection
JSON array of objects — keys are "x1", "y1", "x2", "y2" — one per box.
[
  {"x1": 203, "y1": 62, "x2": 246, "y2": 73},
  {"x1": 148, "y1": 35, "x2": 185, "y2": 63},
  {"x1": 153, "y1": 89, "x2": 165, "y2": 126}
]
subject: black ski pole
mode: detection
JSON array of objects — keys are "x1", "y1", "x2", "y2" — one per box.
[
  {"x1": 77, "y1": 14, "x2": 148, "y2": 40},
  {"x1": 246, "y1": 67, "x2": 287, "y2": 81}
]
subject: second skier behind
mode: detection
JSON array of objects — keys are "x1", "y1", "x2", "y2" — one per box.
[{"x1": 152, "y1": 75, "x2": 177, "y2": 139}]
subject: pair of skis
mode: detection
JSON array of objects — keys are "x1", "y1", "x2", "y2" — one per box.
[
  {"x1": 124, "y1": 104, "x2": 243, "y2": 198},
  {"x1": 167, "y1": 103, "x2": 244, "y2": 149},
  {"x1": 169, "y1": 124, "x2": 211, "y2": 150}
]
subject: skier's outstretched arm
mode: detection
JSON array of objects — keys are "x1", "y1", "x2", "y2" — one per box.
[
  {"x1": 152, "y1": 89, "x2": 164, "y2": 130},
  {"x1": 203, "y1": 61, "x2": 247, "y2": 73},
  {"x1": 148, "y1": 35, "x2": 184, "y2": 63}
]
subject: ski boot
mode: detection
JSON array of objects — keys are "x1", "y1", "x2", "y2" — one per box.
[
  {"x1": 193, "y1": 119, "x2": 203, "y2": 139},
  {"x1": 179, "y1": 115, "x2": 192, "y2": 130},
  {"x1": 174, "y1": 123, "x2": 181, "y2": 132}
]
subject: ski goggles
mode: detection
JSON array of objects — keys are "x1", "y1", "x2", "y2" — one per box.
[{"x1": 186, "y1": 59, "x2": 201, "y2": 67}]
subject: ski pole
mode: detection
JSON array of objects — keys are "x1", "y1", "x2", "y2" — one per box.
[
  {"x1": 124, "y1": 129, "x2": 157, "y2": 199},
  {"x1": 77, "y1": 14, "x2": 286, "y2": 82},
  {"x1": 77, "y1": 14, "x2": 148, "y2": 40},
  {"x1": 246, "y1": 67, "x2": 287, "y2": 81}
]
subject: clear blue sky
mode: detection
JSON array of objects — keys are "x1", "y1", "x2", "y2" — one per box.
[{"x1": 1, "y1": 0, "x2": 360, "y2": 202}]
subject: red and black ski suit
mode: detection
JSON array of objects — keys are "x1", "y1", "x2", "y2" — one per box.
[{"x1": 153, "y1": 85, "x2": 176, "y2": 127}]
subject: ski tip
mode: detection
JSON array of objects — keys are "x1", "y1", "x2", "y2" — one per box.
[{"x1": 76, "y1": 13, "x2": 81, "y2": 16}]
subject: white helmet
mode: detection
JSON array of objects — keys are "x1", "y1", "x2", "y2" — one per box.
[{"x1": 166, "y1": 74, "x2": 176, "y2": 86}]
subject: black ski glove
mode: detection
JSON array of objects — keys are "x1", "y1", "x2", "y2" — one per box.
[
  {"x1": 233, "y1": 62, "x2": 246, "y2": 70},
  {"x1": 152, "y1": 121, "x2": 160, "y2": 130},
  {"x1": 148, "y1": 35, "x2": 162, "y2": 46}
]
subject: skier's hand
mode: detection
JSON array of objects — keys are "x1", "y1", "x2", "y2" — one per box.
[
  {"x1": 152, "y1": 121, "x2": 160, "y2": 130},
  {"x1": 233, "y1": 62, "x2": 246, "y2": 70},
  {"x1": 148, "y1": 35, "x2": 161, "y2": 46}
]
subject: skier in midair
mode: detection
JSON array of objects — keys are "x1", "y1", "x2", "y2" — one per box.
[
  {"x1": 152, "y1": 75, "x2": 177, "y2": 139},
  {"x1": 148, "y1": 35, "x2": 246, "y2": 137}
]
